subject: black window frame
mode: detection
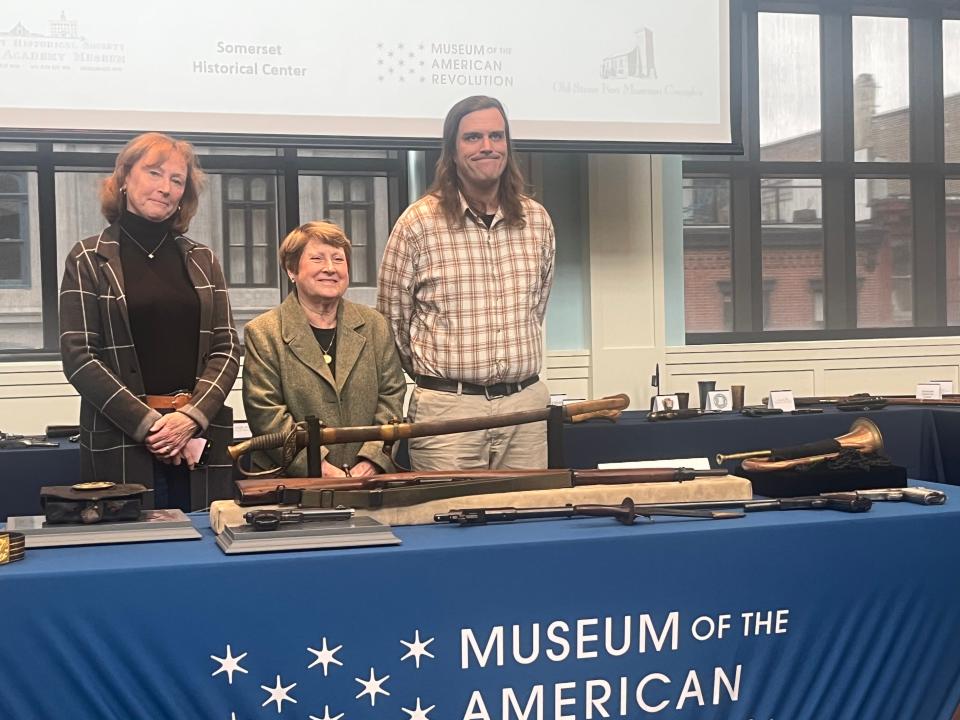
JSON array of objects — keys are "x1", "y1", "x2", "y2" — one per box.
[
  {"x1": 321, "y1": 175, "x2": 378, "y2": 287},
  {"x1": 0, "y1": 142, "x2": 407, "y2": 360},
  {"x1": 684, "y1": 0, "x2": 960, "y2": 343},
  {"x1": 0, "y1": 170, "x2": 31, "y2": 289},
  {"x1": 221, "y1": 173, "x2": 279, "y2": 289}
]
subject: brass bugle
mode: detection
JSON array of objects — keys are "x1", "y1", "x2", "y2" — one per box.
[
  {"x1": 715, "y1": 417, "x2": 883, "y2": 467},
  {"x1": 715, "y1": 449, "x2": 772, "y2": 464}
]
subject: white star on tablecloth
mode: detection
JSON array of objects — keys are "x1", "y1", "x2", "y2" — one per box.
[
  {"x1": 309, "y1": 706, "x2": 345, "y2": 720},
  {"x1": 355, "y1": 667, "x2": 391, "y2": 706},
  {"x1": 260, "y1": 675, "x2": 298, "y2": 713},
  {"x1": 402, "y1": 697, "x2": 436, "y2": 719},
  {"x1": 307, "y1": 637, "x2": 344, "y2": 676},
  {"x1": 210, "y1": 644, "x2": 248, "y2": 684},
  {"x1": 400, "y1": 629, "x2": 435, "y2": 668}
]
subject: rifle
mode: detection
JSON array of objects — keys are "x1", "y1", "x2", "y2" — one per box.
[
  {"x1": 647, "y1": 409, "x2": 706, "y2": 421},
  {"x1": 434, "y1": 492, "x2": 872, "y2": 526},
  {"x1": 791, "y1": 392, "x2": 960, "y2": 410},
  {"x1": 229, "y1": 393, "x2": 631, "y2": 478},
  {"x1": 234, "y1": 466, "x2": 730, "y2": 506}
]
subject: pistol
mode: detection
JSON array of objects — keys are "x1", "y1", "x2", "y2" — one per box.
[
  {"x1": 823, "y1": 487, "x2": 947, "y2": 506},
  {"x1": 243, "y1": 507, "x2": 355, "y2": 531}
]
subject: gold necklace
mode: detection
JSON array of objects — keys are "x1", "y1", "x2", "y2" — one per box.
[
  {"x1": 317, "y1": 328, "x2": 336, "y2": 365},
  {"x1": 120, "y1": 226, "x2": 169, "y2": 259}
]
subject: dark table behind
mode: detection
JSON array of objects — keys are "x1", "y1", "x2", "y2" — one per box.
[
  {"x1": 564, "y1": 405, "x2": 946, "y2": 480},
  {"x1": 0, "y1": 441, "x2": 79, "y2": 520}
]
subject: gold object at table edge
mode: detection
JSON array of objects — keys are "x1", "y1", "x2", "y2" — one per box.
[
  {"x1": 0, "y1": 532, "x2": 27, "y2": 565},
  {"x1": 72, "y1": 481, "x2": 116, "y2": 491}
]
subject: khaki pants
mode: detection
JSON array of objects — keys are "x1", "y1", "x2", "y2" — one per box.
[{"x1": 407, "y1": 381, "x2": 550, "y2": 471}]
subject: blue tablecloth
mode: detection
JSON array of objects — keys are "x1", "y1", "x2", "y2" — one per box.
[{"x1": 1, "y1": 483, "x2": 959, "y2": 719}]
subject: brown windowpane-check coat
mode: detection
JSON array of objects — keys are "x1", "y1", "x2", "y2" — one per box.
[{"x1": 59, "y1": 224, "x2": 240, "y2": 505}]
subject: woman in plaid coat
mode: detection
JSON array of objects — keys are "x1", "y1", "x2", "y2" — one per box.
[{"x1": 59, "y1": 133, "x2": 240, "y2": 511}]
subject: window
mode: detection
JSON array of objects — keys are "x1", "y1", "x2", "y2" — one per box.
[
  {"x1": 944, "y1": 19, "x2": 960, "y2": 163},
  {"x1": 759, "y1": 12, "x2": 821, "y2": 161},
  {"x1": 946, "y1": 179, "x2": 960, "y2": 325},
  {"x1": 323, "y1": 177, "x2": 376, "y2": 286},
  {"x1": 683, "y1": 2, "x2": 953, "y2": 342},
  {"x1": 761, "y1": 179, "x2": 823, "y2": 330},
  {"x1": 683, "y1": 178, "x2": 732, "y2": 333},
  {"x1": 855, "y1": 178, "x2": 913, "y2": 328},
  {"x1": 0, "y1": 172, "x2": 30, "y2": 288},
  {"x1": 0, "y1": 170, "x2": 39, "y2": 351},
  {"x1": 0, "y1": 143, "x2": 405, "y2": 357},
  {"x1": 299, "y1": 174, "x2": 392, "y2": 305},
  {"x1": 853, "y1": 16, "x2": 910, "y2": 163},
  {"x1": 220, "y1": 174, "x2": 278, "y2": 288}
]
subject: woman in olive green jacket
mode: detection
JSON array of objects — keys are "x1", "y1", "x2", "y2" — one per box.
[{"x1": 242, "y1": 222, "x2": 406, "y2": 477}]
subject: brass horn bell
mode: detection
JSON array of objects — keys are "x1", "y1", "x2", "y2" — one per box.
[{"x1": 715, "y1": 417, "x2": 883, "y2": 472}]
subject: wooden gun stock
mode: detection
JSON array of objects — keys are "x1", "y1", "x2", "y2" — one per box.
[{"x1": 234, "y1": 465, "x2": 728, "y2": 506}]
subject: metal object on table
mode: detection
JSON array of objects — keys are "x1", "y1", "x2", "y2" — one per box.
[
  {"x1": 435, "y1": 497, "x2": 742, "y2": 526},
  {"x1": 647, "y1": 408, "x2": 705, "y2": 421},
  {"x1": 435, "y1": 492, "x2": 873, "y2": 526},
  {"x1": 243, "y1": 507, "x2": 356, "y2": 531},
  {"x1": 0, "y1": 438, "x2": 59, "y2": 449},
  {"x1": 731, "y1": 385, "x2": 745, "y2": 410},
  {"x1": 714, "y1": 417, "x2": 882, "y2": 470},
  {"x1": 823, "y1": 486, "x2": 947, "y2": 506},
  {"x1": 0, "y1": 532, "x2": 26, "y2": 564},
  {"x1": 697, "y1": 381, "x2": 716, "y2": 410}
]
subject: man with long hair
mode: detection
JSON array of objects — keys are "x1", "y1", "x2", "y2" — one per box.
[{"x1": 377, "y1": 95, "x2": 555, "y2": 470}]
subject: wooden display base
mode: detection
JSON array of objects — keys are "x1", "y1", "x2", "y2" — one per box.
[{"x1": 210, "y1": 475, "x2": 752, "y2": 533}]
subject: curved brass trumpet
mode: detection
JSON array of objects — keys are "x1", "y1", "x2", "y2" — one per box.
[{"x1": 715, "y1": 417, "x2": 883, "y2": 471}]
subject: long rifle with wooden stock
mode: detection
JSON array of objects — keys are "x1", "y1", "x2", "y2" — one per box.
[
  {"x1": 791, "y1": 392, "x2": 960, "y2": 410},
  {"x1": 234, "y1": 466, "x2": 729, "y2": 507},
  {"x1": 228, "y1": 393, "x2": 631, "y2": 478},
  {"x1": 433, "y1": 492, "x2": 873, "y2": 526}
]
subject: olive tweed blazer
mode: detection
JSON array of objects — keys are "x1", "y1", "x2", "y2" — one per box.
[
  {"x1": 242, "y1": 292, "x2": 406, "y2": 476},
  {"x1": 59, "y1": 224, "x2": 240, "y2": 499}
]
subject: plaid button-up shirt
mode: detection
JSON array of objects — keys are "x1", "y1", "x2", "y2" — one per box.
[{"x1": 377, "y1": 193, "x2": 555, "y2": 385}]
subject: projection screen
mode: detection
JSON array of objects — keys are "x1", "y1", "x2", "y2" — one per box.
[{"x1": 0, "y1": 0, "x2": 739, "y2": 152}]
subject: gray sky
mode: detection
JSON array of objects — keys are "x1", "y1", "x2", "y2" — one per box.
[{"x1": 759, "y1": 13, "x2": 957, "y2": 147}]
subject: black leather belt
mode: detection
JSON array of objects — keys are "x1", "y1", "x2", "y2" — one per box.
[
  {"x1": 0, "y1": 532, "x2": 25, "y2": 565},
  {"x1": 416, "y1": 374, "x2": 538, "y2": 399}
]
